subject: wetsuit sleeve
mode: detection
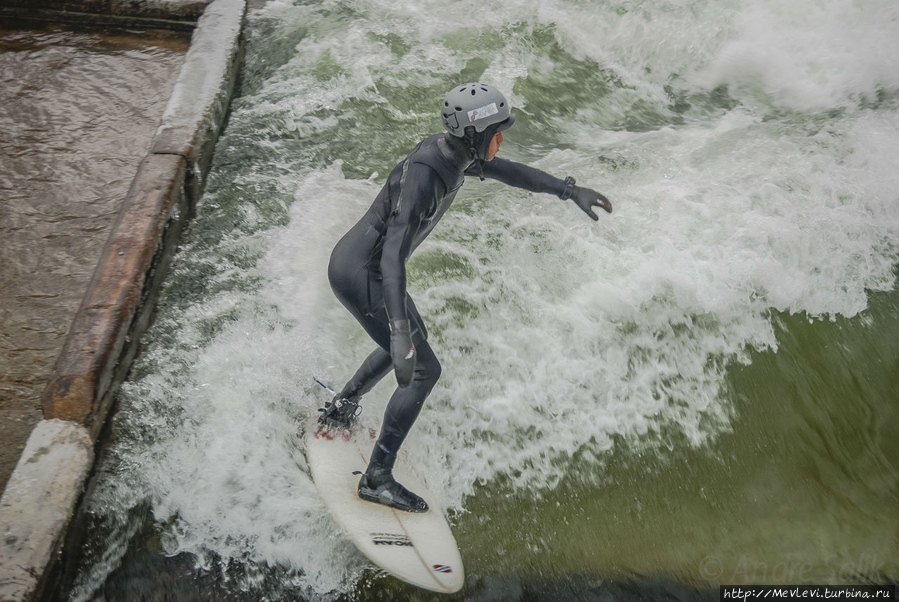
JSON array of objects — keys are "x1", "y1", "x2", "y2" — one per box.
[
  {"x1": 380, "y1": 163, "x2": 441, "y2": 322},
  {"x1": 468, "y1": 157, "x2": 568, "y2": 197}
]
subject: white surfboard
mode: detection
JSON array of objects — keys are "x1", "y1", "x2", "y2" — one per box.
[{"x1": 305, "y1": 419, "x2": 465, "y2": 594}]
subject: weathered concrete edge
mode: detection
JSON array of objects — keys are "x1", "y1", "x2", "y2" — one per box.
[
  {"x1": 0, "y1": 0, "x2": 247, "y2": 599},
  {"x1": 152, "y1": 0, "x2": 246, "y2": 203},
  {"x1": 0, "y1": 421, "x2": 93, "y2": 602},
  {"x1": 41, "y1": 153, "x2": 188, "y2": 437}
]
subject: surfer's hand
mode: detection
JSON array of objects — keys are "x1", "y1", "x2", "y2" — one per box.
[
  {"x1": 389, "y1": 319, "x2": 416, "y2": 387},
  {"x1": 570, "y1": 185, "x2": 612, "y2": 220}
]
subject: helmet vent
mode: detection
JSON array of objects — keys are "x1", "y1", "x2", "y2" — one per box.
[
  {"x1": 500, "y1": 102, "x2": 505, "y2": 107},
  {"x1": 471, "y1": 89, "x2": 477, "y2": 95},
  {"x1": 459, "y1": 87, "x2": 466, "y2": 92},
  {"x1": 455, "y1": 106, "x2": 462, "y2": 111},
  {"x1": 444, "y1": 101, "x2": 449, "y2": 107}
]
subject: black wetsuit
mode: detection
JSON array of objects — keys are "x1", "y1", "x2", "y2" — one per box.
[{"x1": 328, "y1": 133, "x2": 570, "y2": 467}]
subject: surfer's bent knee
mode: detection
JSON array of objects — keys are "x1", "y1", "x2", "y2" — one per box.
[{"x1": 414, "y1": 346, "x2": 441, "y2": 386}]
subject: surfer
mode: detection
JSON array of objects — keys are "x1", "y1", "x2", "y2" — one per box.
[{"x1": 320, "y1": 83, "x2": 612, "y2": 512}]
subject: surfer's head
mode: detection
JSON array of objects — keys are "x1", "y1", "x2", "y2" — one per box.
[{"x1": 441, "y1": 82, "x2": 515, "y2": 163}]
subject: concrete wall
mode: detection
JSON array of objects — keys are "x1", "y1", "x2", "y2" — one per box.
[
  {"x1": 0, "y1": 23, "x2": 189, "y2": 496},
  {"x1": 0, "y1": 0, "x2": 246, "y2": 599}
]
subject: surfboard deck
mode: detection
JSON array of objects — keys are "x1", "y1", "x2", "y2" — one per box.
[{"x1": 304, "y1": 419, "x2": 464, "y2": 594}]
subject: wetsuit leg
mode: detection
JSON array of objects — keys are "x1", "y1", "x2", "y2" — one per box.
[
  {"x1": 369, "y1": 339, "x2": 441, "y2": 466},
  {"x1": 330, "y1": 283, "x2": 431, "y2": 412},
  {"x1": 329, "y1": 240, "x2": 438, "y2": 461},
  {"x1": 337, "y1": 347, "x2": 392, "y2": 400},
  {"x1": 328, "y1": 228, "x2": 429, "y2": 352}
]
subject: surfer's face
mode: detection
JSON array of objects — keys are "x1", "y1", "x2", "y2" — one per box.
[{"x1": 487, "y1": 131, "x2": 503, "y2": 161}]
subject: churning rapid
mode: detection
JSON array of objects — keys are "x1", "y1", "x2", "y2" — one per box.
[{"x1": 71, "y1": 0, "x2": 899, "y2": 600}]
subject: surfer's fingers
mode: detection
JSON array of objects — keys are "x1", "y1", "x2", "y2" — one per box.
[
  {"x1": 596, "y1": 194, "x2": 613, "y2": 214},
  {"x1": 571, "y1": 185, "x2": 611, "y2": 219}
]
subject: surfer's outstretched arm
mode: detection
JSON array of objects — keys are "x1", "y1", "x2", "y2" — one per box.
[{"x1": 474, "y1": 157, "x2": 613, "y2": 220}]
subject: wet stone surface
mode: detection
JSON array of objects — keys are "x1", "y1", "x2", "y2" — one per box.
[{"x1": 0, "y1": 22, "x2": 189, "y2": 491}]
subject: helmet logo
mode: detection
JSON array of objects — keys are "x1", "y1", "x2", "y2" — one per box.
[{"x1": 468, "y1": 102, "x2": 498, "y2": 123}]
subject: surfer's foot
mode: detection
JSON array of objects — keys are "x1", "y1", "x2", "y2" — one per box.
[
  {"x1": 317, "y1": 394, "x2": 361, "y2": 428},
  {"x1": 358, "y1": 464, "x2": 429, "y2": 513}
]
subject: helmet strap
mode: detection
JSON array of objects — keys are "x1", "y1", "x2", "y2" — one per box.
[
  {"x1": 464, "y1": 126, "x2": 487, "y2": 181},
  {"x1": 474, "y1": 159, "x2": 485, "y2": 181}
]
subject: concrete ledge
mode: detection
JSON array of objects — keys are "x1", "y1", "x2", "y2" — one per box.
[
  {"x1": 0, "y1": 1, "x2": 247, "y2": 599},
  {"x1": 42, "y1": 154, "x2": 187, "y2": 438},
  {"x1": 152, "y1": 0, "x2": 246, "y2": 203},
  {"x1": 0, "y1": 420, "x2": 93, "y2": 602}
]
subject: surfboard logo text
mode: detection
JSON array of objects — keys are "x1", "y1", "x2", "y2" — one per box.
[{"x1": 370, "y1": 532, "x2": 413, "y2": 547}]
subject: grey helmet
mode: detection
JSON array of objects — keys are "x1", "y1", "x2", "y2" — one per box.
[
  {"x1": 441, "y1": 83, "x2": 515, "y2": 175},
  {"x1": 441, "y1": 82, "x2": 515, "y2": 137}
]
